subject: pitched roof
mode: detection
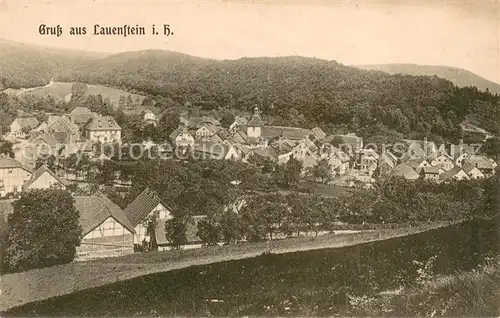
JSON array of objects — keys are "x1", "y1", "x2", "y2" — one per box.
[
  {"x1": 426, "y1": 148, "x2": 452, "y2": 161},
  {"x1": 251, "y1": 147, "x2": 278, "y2": 160},
  {"x1": 169, "y1": 127, "x2": 183, "y2": 141},
  {"x1": 0, "y1": 157, "x2": 29, "y2": 171},
  {"x1": 462, "y1": 161, "x2": 483, "y2": 174},
  {"x1": 261, "y1": 126, "x2": 311, "y2": 140},
  {"x1": 70, "y1": 107, "x2": 92, "y2": 115},
  {"x1": 70, "y1": 107, "x2": 97, "y2": 125},
  {"x1": 332, "y1": 134, "x2": 363, "y2": 151},
  {"x1": 48, "y1": 115, "x2": 62, "y2": 126},
  {"x1": 360, "y1": 148, "x2": 380, "y2": 160},
  {"x1": 406, "y1": 157, "x2": 428, "y2": 170},
  {"x1": 421, "y1": 166, "x2": 440, "y2": 174},
  {"x1": 248, "y1": 108, "x2": 264, "y2": 127},
  {"x1": 85, "y1": 116, "x2": 121, "y2": 131},
  {"x1": 302, "y1": 138, "x2": 318, "y2": 152},
  {"x1": 233, "y1": 116, "x2": 248, "y2": 126},
  {"x1": 380, "y1": 152, "x2": 396, "y2": 168},
  {"x1": 48, "y1": 115, "x2": 79, "y2": 133},
  {"x1": 34, "y1": 122, "x2": 48, "y2": 132},
  {"x1": 270, "y1": 139, "x2": 295, "y2": 155},
  {"x1": 12, "y1": 117, "x2": 39, "y2": 130},
  {"x1": 30, "y1": 132, "x2": 62, "y2": 148},
  {"x1": 23, "y1": 165, "x2": 67, "y2": 190},
  {"x1": 183, "y1": 116, "x2": 220, "y2": 129},
  {"x1": 74, "y1": 192, "x2": 135, "y2": 235},
  {"x1": 124, "y1": 188, "x2": 172, "y2": 227},
  {"x1": 197, "y1": 123, "x2": 218, "y2": 135},
  {"x1": 464, "y1": 155, "x2": 494, "y2": 170},
  {"x1": 227, "y1": 129, "x2": 248, "y2": 144},
  {"x1": 450, "y1": 144, "x2": 477, "y2": 159},
  {"x1": 311, "y1": 127, "x2": 327, "y2": 140},
  {"x1": 439, "y1": 166, "x2": 469, "y2": 180},
  {"x1": 392, "y1": 163, "x2": 419, "y2": 180}
]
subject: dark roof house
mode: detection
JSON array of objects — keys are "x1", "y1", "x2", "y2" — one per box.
[
  {"x1": 124, "y1": 188, "x2": 173, "y2": 227},
  {"x1": 74, "y1": 192, "x2": 135, "y2": 235},
  {"x1": 85, "y1": 116, "x2": 122, "y2": 131}
]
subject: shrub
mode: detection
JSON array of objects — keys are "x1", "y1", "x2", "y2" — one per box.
[{"x1": 5, "y1": 189, "x2": 82, "y2": 272}]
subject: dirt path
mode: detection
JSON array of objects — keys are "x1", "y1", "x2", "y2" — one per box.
[{"x1": 0, "y1": 222, "x2": 448, "y2": 311}]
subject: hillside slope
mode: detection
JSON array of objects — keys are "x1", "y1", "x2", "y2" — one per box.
[
  {"x1": 2, "y1": 43, "x2": 499, "y2": 140},
  {"x1": 58, "y1": 50, "x2": 500, "y2": 141},
  {"x1": 355, "y1": 64, "x2": 500, "y2": 94},
  {"x1": 0, "y1": 39, "x2": 106, "y2": 89}
]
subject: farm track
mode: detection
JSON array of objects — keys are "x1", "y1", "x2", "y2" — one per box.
[{"x1": 0, "y1": 221, "x2": 448, "y2": 311}]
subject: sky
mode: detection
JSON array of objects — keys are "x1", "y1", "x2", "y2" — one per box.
[{"x1": 0, "y1": 0, "x2": 499, "y2": 83}]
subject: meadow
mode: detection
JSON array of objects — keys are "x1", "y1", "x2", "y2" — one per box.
[
  {"x1": 3, "y1": 217, "x2": 498, "y2": 317},
  {"x1": 0, "y1": 221, "x2": 445, "y2": 312},
  {"x1": 3, "y1": 81, "x2": 146, "y2": 108}
]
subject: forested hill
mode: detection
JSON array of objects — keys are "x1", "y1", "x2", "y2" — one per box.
[
  {"x1": 58, "y1": 50, "x2": 500, "y2": 142},
  {"x1": 0, "y1": 40, "x2": 106, "y2": 89},
  {"x1": 355, "y1": 64, "x2": 500, "y2": 94},
  {"x1": 1, "y1": 42, "x2": 499, "y2": 142}
]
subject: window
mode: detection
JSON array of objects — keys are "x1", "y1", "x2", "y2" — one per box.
[{"x1": 8, "y1": 169, "x2": 12, "y2": 174}]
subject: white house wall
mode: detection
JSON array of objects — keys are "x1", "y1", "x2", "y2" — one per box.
[{"x1": 26, "y1": 171, "x2": 65, "y2": 191}]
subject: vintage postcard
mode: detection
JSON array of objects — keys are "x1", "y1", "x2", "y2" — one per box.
[{"x1": 0, "y1": 0, "x2": 499, "y2": 316}]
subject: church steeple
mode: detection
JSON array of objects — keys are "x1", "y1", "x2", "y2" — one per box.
[
  {"x1": 247, "y1": 106, "x2": 264, "y2": 139},
  {"x1": 248, "y1": 107, "x2": 264, "y2": 127}
]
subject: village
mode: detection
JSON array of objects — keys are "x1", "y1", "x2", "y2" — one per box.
[{"x1": 0, "y1": 101, "x2": 498, "y2": 261}]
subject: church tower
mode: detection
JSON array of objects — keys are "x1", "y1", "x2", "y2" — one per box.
[{"x1": 247, "y1": 107, "x2": 264, "y2": 138}]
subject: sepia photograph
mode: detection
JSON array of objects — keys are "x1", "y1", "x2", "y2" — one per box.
[{"x1": 0, "y1": 0, "x2": 499, "y2": 316}]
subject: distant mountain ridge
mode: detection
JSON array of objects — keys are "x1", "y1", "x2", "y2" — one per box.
[
  {"x1": 0, "y1": 39, "x2": 107, "y2": 89},
  {"x1": 1, "y1": 40, "x2": 499, "y2": 142},
  {"x1": 354, "y1": 64, "x2": 500, "y2": 94}
]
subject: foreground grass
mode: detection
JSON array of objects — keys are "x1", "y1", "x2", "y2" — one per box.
[
  {"x1": 350, "y1": 256, "x2": 500, "y2": 317},
  {"x1": 0, "y1": 221, "x2": 446, "y2": 311},
  {"x1": 3, "y1": 218, "x2": 497, "y2": 317}
]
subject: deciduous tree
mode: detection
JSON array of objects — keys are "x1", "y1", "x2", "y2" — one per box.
[{"x1": 5, "y1": 189, "x2": 81, "y2": 272}]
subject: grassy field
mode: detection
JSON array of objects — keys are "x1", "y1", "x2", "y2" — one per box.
[
  {"x1": 4, "y1": 81, "x2": 146, "y2": 108},
  {"x1": 361, "y1": 256, "x2": 500, "y2": 317},
  {"x1": 0, "y1": 221, "x2": 447, "y2": 312},
  {"x1": 3, "y1": 217, "x2": 497, "y2": 317}
]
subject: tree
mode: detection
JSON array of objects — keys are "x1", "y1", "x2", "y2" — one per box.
[
  {"x1": 158, "y1": 110, "x2": 181, "y2": 142},
  {"x1": 0, "y1": 141, "x2": 14, "y2": 158},
  {"x1": 216, "y1": 210, "x2": 244, "y2": 244},
  {"x1": 35, "y1": 155, "x2": 57, "y2": 171},
  {"x1": 70, "y1": 82, "x2": 88, "y2": 102},
  {"x1": 273, "y1": 156, "x2": 302, "y2": 188},
  {"x1": 139, "y1": 214, "x2": 158, "y2": 252},
  {"x1": 5, "y1": 189, "x2": 82, "y2": 272},
  {"x1": 220, "y1": 112, "x2": 235, "y2": 129},
  {"x1": 126, "y1": 95, "x2": 134, "y2": 109},
  {"x1": 196, "y1": 218, "x2": 221, "y2": 247},
  {"x1": 164, "y1": 216, "x2": 189, "y2": 249},
  {"x1": 483, "y1": 137, "x2": 500, "y2": 161},
  {"x1": 307, "y1": 158, "x2": 333, "y2": 184},
  {"x1": 118, "y1": 95, "x2": 127, "y2": 110}
]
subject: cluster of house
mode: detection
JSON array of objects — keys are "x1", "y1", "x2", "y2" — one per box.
[
  {"x1": 0, "y1": 163, "x2": 203, "y2": 260},
  {"x1": 170, "y1": 107, "x2": 497, "y2": 185},
  {"x1": 4, "y1": 107, "x2": 123, "y2": 169},
  {"x1": 0, "y1": 105, "x2": 498, "y2": 261},
  {"x1": 383, "y1": 141, "x2": 497, "y2": 183},
  {"x1": 170, "y1": 107, "x2": 355, "y2": 174}
]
